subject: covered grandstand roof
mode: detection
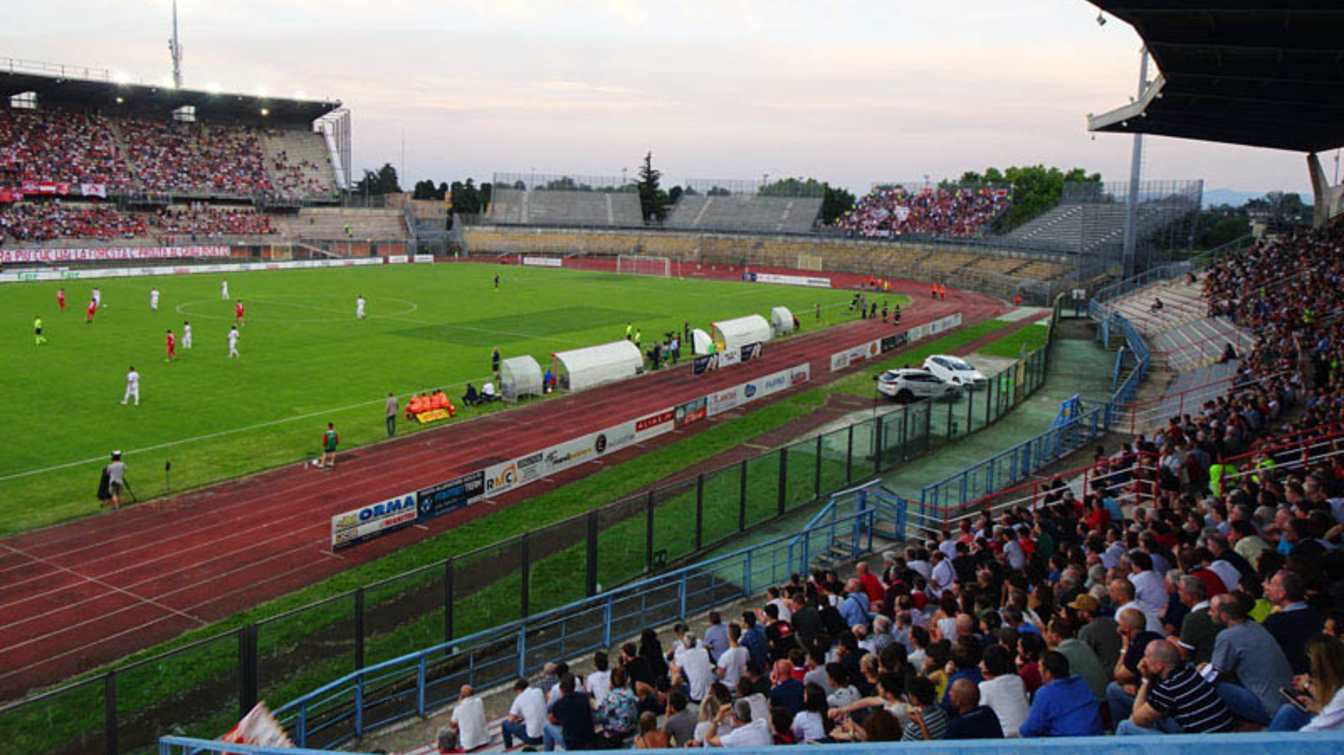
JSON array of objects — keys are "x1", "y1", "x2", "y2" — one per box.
[
  {"x1": 0, "y1": 69, "x2": 340, "y2": 125},
  {"x1": 1086, "y1": 1, "x2": 1344, "y2": 153}
]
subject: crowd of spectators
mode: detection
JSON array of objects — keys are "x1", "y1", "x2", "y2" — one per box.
[
  {"x1": 441, "y1": 222, "x2": 1344, "y2": 751},
  {"x1": 0, "y1": 107, "x2": 334, "y2": 199},
  {"x1": 119, "y1": 119, "x2": 273, "y2": 196},
  {"x1": 0, "y1": 108, "x2": 131, "y2": 190},
  {"x1": 837, "y1": 186, "x2": 1010, "y2": 239},
  {"x1": 149, "y1": 204, "x2": 276, "y2": 237},
  {"x1": 0, "y1": 201, "x2": 277, "y2": 244},
  {"x1": 0, "y1": 201, "x2": 146, "y2": 243}
]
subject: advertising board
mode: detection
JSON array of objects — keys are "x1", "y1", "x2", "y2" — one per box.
[
  {"x1": 331, "y1": 492, "x2": 419, "y2": 549},
  {"x1": 523, "y1": 256, "x2": 564, "y2": 268}
]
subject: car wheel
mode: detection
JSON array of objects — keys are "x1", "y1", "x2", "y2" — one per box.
[{"x1": 896, "y1": 389, "x2": 914, "y2": 404}]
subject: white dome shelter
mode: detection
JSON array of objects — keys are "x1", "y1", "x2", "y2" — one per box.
[
  {"x1": 499, "y1": 356, "x2": 543, "y2": 402},
  {"x1": 770, "y1": 306, "x2": 795, "y2": 337},
  {"x1": 551, "y1": 340, "x2": 643, "y2": 392},
  {"x1": 712, "y1": 314, "x2": 772, "y2": 352}
]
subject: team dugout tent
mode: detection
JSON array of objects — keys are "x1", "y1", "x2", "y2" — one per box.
[
  {"x1": 499, "y1": 356, "x2": 543, "y2": 402},
  {"x1": 770, "y1": 306, "x2": 795, "y2": 337},
  {"x1": 551, "y1": 340, "x2": 643, "y2": 392},
  {"x1": 691, "y1": 328, "x2": 714, "y2": 355},
  {"x1": 711, "y1": 314, "x2": 772, "y2": 353}
]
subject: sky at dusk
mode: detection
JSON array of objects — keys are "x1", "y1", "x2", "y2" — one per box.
[{"x1": 2, "y1": 0, "x2": 1321, "y2": 195}]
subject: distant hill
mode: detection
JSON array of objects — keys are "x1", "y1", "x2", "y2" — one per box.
[{"x1": 1202, "y1": 188, "x2": 1264, "y2": 208}]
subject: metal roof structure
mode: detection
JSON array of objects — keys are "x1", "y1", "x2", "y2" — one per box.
[
  {"x1": 0, "y1": 66, "x2": 340, "y2": 126},
  {"x1": 1086, "y1": 1, "x2": 1344, "y2": 153}
]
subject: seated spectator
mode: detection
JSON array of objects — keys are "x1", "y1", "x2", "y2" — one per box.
[
  {"x1": 901, "y1": 676, "x2": 948, "y2": 741},
  {"x1": 633, "y1": 711, "x2": 668, "y2": 749},
  {"x1": 1018, "y1": 651, "x2": 1103, "y2": 737},
  {"x1": 1262, "y1": 569, "x2": 1324, "y2": 674},
  {"x1": 768, "y1": 659, "x2": 804, "y2": 715},
  {"x1": 978, "y1": 644, "x2": 1029, "y2": 736},
  {"x1": 1270, "y1": 634, "x2": 1344, "y2": 731},
  {"x1": 663, "y1": 690, "x2": 697, "y2": 747},
  {"x1": 1117, "y1": 640, "x2": 1234, "y2": 735},
  {"x1": 595, "y1": 666, "x2": 638, "y2": 747},
  {"x1": 481, "y1": 381, "x2": 499, "y2": 402},
  {"x1": 502, "y1": 677, "x2": 546, "y2": 749},
  {"x1": 543, "y1": 673, "x2": 594, "y2": 751},
  {"x1": 789, "y1": 683, "x2": 829, "y2": 742},
  {"x1": 944, "y1": 678, "x2": 1004, "y2": 739},
  {"x1": 445, "y1": 685, "x2": 488, "y2": 752},
  {"x1": 461, "y1": 383, "x2": 479, "y2": 407},
  {"x1": 1209, "y1": 591, "x2": 1292, "y2": 724},
  {"x1": 704, "y1": 698, "x2": 771, "y2": 747}
]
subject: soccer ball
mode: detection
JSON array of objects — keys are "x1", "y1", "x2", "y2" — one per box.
[{"x1": 309, "y1": 459, "x2": 320, "y2": 468}]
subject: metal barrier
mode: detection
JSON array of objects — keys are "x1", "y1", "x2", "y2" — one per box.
[
  {"x1": 157, "y1": 729, "x2": 1344, "y2": 755},
  {"x1": 920, "y1": 296, "x2": 1150, "y2": 515},
  {"x1": 271, "y1": 484, "x2": 906, "y2": 749}
]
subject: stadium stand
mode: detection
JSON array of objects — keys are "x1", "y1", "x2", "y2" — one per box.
[
  {"x1": 273, "y1": 207, "x2": 407, "y2": 240},
  {"x1": 311, "y1": 222, "x2": 1344, "y2": 755},
  {"x1": 1000, "y1": 193, "x2": 1200, "y2": 261},
  {"x1": 1104, "y1": 276, "x2": 1254, "y2": 373},
  {"x1": 0, "y1": 107, "x2": 131, "y2": 190},
  {"x1": 487, "y1": 187, "x2": 644, "y2": 227},
  {"x1": 665, "y1": 193, "x2": 823, "y2": 234},
  {"x1": 0, "y1": 200, "x2": 146, "y2": 242},
  {"x1": 260, "y1": 128, "x2": 339, "y2": 199},
  {"x1": 838, "y1": 184, "x2": 1010, "y2": 239}
]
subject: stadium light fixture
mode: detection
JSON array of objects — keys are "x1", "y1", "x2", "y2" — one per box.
[
  {"x1": 1096, "y1": 12, "x2": 1107, "y2": 26},
  {"x1": 295, "y1": 89, "x2": 307, "y2": 100},
  {"x1": 112, "y1": 70, "x2": 130, "y2": 85},
  {"x1": 206, "y1": 81, "x2": 222, "y2": 94},
  {"x1": 260, "y1": 107, "x2": 270, "y2": 116},
  {"x1": 116, "y1": 96, "x2": 125, "y2": 104},
  {"x1": 257, "y1": 86, "x2": 269, "y2": 98}
]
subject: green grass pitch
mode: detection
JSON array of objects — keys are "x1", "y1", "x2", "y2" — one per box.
[{"x1": 0, "y1": 262, "x2": 903, "y2": 535}]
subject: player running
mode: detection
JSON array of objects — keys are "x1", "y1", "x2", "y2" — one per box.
[
  {"x1": 182, "y1": 320, "x2": 193, "y2": 349},
  {"x1": 227, "y1": 325, "x2": 240, "y2": 358},
  {"x1": 356, "y1": 295, "x2": 366, "y2": 320},
  {"x1": 33, "y1": 316, "x2": 46, "y2": 346},
  {"x1": 234, "y1": 299, "x2": 245, "y2": 327},
  {"x1": 85, "y1": 297, "x2": 97, "y2": 324},
  {"x1": 121, "y1": 366, "x2": 140, "y2": 406},
  {"x1": 493, "y1": 273, "x2": 500, "y2": 289},
  {"x1": 56, "y1": 288, "x2": 66, "y2": 312},
  {"x1": 165, "y1": 328, "x2": 177, "y2": 363},
  {"x1": 221, "y1": 280, "x2": 230, "y2": 300},
  {"x1": 150, "y1": 288, "x2": 160, "y2": 311},
  {"x1": 92, "y1": 287, "x2": 102, "y2": 309}
]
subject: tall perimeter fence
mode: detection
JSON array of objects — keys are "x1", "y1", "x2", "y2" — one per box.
[{"x1": 0, "y1": 311, "x2": 1059, "y2": 755}]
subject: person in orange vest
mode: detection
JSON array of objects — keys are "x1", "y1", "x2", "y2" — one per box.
[
  {"x1": 939, "y1": 284, "x2": 948, "y2": 300},
  {"x1": 930, "y1": 282, "x2": 938, "y2": 299},
  {"x1": 1014, "y1": 293, "x2": 1023, "y2": 306}
]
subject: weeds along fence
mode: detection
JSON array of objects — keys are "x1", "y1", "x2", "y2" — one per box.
[{"x1": 0, "y1": 338, "x2": 1055, "y2": 755}]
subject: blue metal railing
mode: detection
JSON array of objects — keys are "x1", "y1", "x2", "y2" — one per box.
[
  {"x1": 274, "y1": 482, "x2": 905, "y2": 748},
  {"x1": 159, "y1": 729, "x2": 1344, "y2": 755}
]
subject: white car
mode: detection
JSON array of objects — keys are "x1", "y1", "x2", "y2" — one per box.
[
  {"x1": 922, "y1": 354, "x2": 987, "y2": 389},
  {"x1": 875, "y1": 368, "x2": 962, "y2": 403}
]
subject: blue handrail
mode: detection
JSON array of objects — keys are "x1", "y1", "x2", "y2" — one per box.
[{"x1": 275, "y1": 481, "x2": 906, "y2": 748}]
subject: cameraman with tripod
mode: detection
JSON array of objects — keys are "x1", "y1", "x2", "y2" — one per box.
[{"x1": 99, "y1": 451, "x2": 130, "y2": 510}]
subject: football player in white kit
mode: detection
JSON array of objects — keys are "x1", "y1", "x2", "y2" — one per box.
[
  {"x1": 221, "y1": 280, "x2": 230, "y2": 300},
  {"x1": 150, "y1": 288, "x2": 160, "y2": 311},
  {"x1": 356, "y1": 295, "x2": 366, "y2": 320},
  {"x1": 227, "y1": 325, "x2": 240, "y2": 358},
  {"x1": 92, "y1": 287, "x2": 102, "y2": 309},
  {"x1": 121, "y1": 366, "x2": 140, "y2": 406},
  {"x1": 182, "y1": 320, "x2": 193, "y2": 349}
]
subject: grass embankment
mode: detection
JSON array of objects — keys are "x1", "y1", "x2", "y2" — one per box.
[{"x1": 2, "y1": 316, "x2": 1010, "y2": 754}]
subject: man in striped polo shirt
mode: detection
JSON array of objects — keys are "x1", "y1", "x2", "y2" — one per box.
[{"x1": 1117, "y1": 640, "x2": 1234, "y2": 735}]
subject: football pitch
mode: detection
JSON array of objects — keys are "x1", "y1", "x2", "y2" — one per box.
[{"x1": 0, "y1": 262, "x2": 901, "y2": 535}]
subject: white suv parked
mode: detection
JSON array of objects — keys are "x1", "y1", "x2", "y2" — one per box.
[
  {"x1": 875, "y1": 368, "x2": 962, "y2": 403},
  {"x1": 922, "y1": 355, "x2": 987, "y2": 389}
]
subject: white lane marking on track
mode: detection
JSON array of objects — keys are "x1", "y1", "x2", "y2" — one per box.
[{"x1": 0, "y1": 542, "x2": 206, "y2": 628}]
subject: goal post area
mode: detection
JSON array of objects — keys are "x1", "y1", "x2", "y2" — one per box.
[{"x1": 616, "y1": 254, "x2": 675, "y2": 278}]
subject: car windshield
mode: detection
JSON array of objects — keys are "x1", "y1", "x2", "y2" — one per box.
[{"x1": 939, "y1": 357, "x2": 973, "y2": 371}]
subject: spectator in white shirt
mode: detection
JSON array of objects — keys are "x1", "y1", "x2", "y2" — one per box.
[
  {"x1": 447, "y1": 684, "x2": 488, "y2": 752},
  {"x1": 766, "y1": 586, "x2": 793, "y2": 623},
  {"x1": 672, "y1": 632, "x2": 714, "y2": 703},
  {"x1": 978, "y1": 644, "x2": 1030, "y2": 736},
  {"x1": 706, "y1": 698, "x2": 772, "y2": 747},
  {"x1": 1110, "y1": 577, "x2": 1163, "y2": 634},
  {"x1": 1127, "y1": 551, "x2": 1168, "y2": 621},
  {"x1": 716, "y1": 623, "x2": 749, "y2": 690},
  {"x1": 703, "y1": 611, "x2": 730, "y2": 663},
  {"x1": 585, "y1": 651, "x2": 612, "y2": 708},
  {"x1": 907, "y1": 547, "x2": 932, "y2": 583},
  {"x1": 929, "y1": 550, "x2": 956, "y2": 598},
  {"x1": 502, "y1": 677, "x2": 546, "y2": 749}
]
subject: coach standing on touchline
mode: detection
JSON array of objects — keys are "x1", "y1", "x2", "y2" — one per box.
[{"x1": 385, "y1": 393, "x2": 399, "y2": 437}]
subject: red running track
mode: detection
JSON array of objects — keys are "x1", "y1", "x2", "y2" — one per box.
[{"x1": 0, "y1": 271, "x2": 1004, "y2": 701}]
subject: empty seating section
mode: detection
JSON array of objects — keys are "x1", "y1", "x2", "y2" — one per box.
[
  {"x1": 275, "y1": 208, "x2": 407, "y2": 240},
  {"x1": 1012, "y1": 260, "x2": 1067, "y2": 281},
  {"x1": 634, "y1": 233, "x2": 695, "y2": 259},
  {"x1": 965, "y1": 255, "x2": 1027, "y2": 276},
  {"x1": 1002, "y1": 202, "x2": 1196, "y2": 255},
  {"x1": 919, "y1": 249, "x2": 978, "y2": 276},
  {"x1": 0, "y1": 107, "x2": 338, "y2": 200},
  {"x1": 486, "y1": 188, "x2": 642, "y2": 227},
  {"x1": 1107, "y1": 276, "x2": 1254, "y2": 372},
  {"x1": 261, "y1": 129, "x2": 338, "y2": 198},
  {"x1": 664, "y1": 194, "x2": 822, "y2": 233}
]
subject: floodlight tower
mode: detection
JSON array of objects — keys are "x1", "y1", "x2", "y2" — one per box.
[{"x1": 168, "y1": 0, "x2": 184, "y2": 88}]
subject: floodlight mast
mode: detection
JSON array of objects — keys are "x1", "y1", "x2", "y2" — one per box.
[{"x1": 169, "y1": 0, "x2": 184, "y2": 88}]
